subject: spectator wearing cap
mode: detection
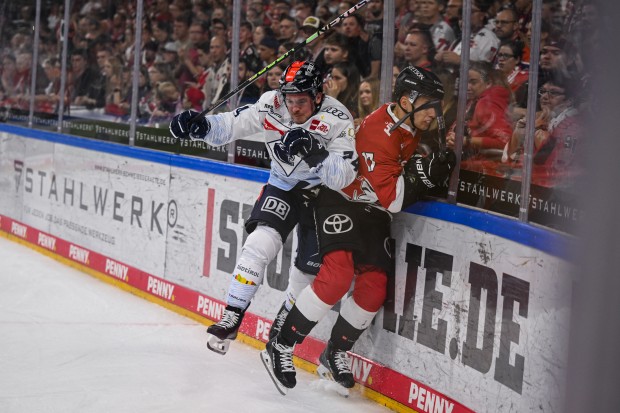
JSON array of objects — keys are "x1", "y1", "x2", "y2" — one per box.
[
  {"x1": 299, "y1": 16, "x2": 325, "y2": 60},
  {"x1": 435, "y1": 1, "x2": 500, "y2": 68},
  {"x1": 202, "y1": 34, "x2": 231, "y2": 111},
  {"x1": 258, "y1": 35, "x2": 279, "y2": 66},
  {"x1": 417, "y1": 0, "x2": 456, "y2": 52},
  {"x1": 341, "y1": 14, "x2": 371, "y2": 78},
  {"x1": 161, "y1": 41, "x2": 180, "y2": 74}
]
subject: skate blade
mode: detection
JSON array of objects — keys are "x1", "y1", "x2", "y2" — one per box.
[
  {"x1": 206, "y1": 334, "x2": 231, "y2": 355},
  {"x1": 260, "y1": 350, "x2": 288, "y2": 396},
  {"x1": 316, "y1": 364, "x2": 350, "y2": 398}
]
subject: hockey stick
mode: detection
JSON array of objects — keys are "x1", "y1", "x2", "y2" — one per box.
[{"x1": 187, "y1": 0, "x2": 370, "y2": 125}]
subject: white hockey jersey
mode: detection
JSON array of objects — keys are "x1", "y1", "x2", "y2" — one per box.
[{"x1": 200, "y1": 91, "x2": 358, "y2": 191}]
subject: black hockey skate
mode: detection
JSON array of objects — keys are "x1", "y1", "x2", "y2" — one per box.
[
  {"x1": 317, "y1": 340, "x2": 355, "y2": 396},
  {"x1": 268, "y1": 302, "x2": 290, "y2": 341},
  {"x1": 206, "y1": 305, "x2": 245, "y2": 355},
  {"x1": 260, "y1": 336, "x2": 297, "y2": 395}
]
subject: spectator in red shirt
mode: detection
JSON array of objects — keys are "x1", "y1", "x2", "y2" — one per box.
[
  {"x1": 495, "y1": 40, "x2": 528, "y2": 94},
  {"x1": 446, "y1": 61, "x2": 512, "y2": 159}
]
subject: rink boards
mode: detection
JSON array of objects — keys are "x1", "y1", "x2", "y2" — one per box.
[{"x1": 0, "y1": 127, "x2": 573, "y2": 413}]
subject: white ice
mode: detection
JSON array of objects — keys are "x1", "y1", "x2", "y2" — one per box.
[{"x1": 0, "y1": 237, "x2": 391, "y2": 413}]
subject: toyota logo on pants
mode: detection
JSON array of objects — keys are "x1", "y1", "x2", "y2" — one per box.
[{"x1": 323, "y1": 214, "x2": 353, "y2": 234}]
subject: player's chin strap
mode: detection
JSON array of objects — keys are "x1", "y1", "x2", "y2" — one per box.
[
  {"x1": 390, "y1": 98, "x2": 447, "y2": 161},
  {"x1": 390, "y1": 97, "x2": 441, "y2": 133}
]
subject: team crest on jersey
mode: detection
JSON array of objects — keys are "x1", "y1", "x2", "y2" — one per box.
[
  {"x1": 266, "y1": 138, "x2": 303, "y2": 176},
  {"x1": 309, "y1": 119, "x2": 331, "y2": 135}
]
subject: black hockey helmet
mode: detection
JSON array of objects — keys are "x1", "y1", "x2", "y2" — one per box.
[
  {"x1": 389, "y1": 66, "x2": 446, "y2": 133},
  {"x1": 279, "y1": 60, "x2": 323, "y2": 99},
  {"x1": 393, "y1": 66, "x2": 444, "y2": 104}
]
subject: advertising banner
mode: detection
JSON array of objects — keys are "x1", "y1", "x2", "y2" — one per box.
[{"x1": 0, "y1": 131, "x2": 572, "y2": 412}]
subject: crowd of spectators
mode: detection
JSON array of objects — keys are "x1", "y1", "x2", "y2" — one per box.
[{"x1": 0, "y1": 0, "x2": 596, "y2": 187}]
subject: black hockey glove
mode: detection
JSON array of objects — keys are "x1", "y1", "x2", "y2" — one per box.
[
  {"x1": 169, "y1": 110, "x2": 211, "y2": 141},
  {"x1": 281, "y1": 128, "x2": 328, "y2": 167},
  {"x1": 404, "y1": 149, "x2": 456, "y2": 189},
  {"x1": 402, "y1": 149, "x2": 456, "y2": 207}
]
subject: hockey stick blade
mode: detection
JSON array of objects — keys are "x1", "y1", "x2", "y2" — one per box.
[{"x1": 186, "y1": 0, "x2": 370, "y2": 126}]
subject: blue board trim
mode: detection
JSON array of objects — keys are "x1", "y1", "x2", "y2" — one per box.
[
  {"x1": 405, "y1": 201, "x2": 572, "y2": 259},
  {"x1": 0, "y1": 123, "x2": 571, "y2": 259}
]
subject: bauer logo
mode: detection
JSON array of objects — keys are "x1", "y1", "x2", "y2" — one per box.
[
  {"x1": 11, "y1": 222, "x2": 27, "y2": 238},
  {"x1": 147, "y1": 276, "x2": 175, "y2": 301},
  {"x1": 104, "y1": 258, "x2": 129, "y2": 282},
  {"x1": 261, "y1": 196, "x2": 290, "y2": 220},
  {"x1": 68, "y1": 245, "x2": 90, "y2": 264},
  {"x1": 323, "y1": 214, "x2": 353, "y2": 234},
  {"x1": 37, "y1": 233, "x2": 57, "y2": 251}
]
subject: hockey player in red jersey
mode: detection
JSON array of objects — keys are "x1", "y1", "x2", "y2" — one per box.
[{"x1": 262, "y1": 66, "x2": 457, "y2": 394}]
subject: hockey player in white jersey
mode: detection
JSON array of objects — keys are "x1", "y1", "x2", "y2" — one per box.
[{"x1": 169, "y1": 60, "x2": 358, "y2": 355}]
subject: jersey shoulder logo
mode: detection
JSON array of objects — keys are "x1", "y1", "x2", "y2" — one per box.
[{"x1": 309, "y1": 119, "x2": 331, "y2": 135}]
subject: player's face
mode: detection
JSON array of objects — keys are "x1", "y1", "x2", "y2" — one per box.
[
  {"x1": 411, "y1": 96, "x2": 437, "y2": 131},
  {"x1": 285, "y1": 92, "x2": 318, "y2": 124}
]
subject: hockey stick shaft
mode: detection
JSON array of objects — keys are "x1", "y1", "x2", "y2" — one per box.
[{"x1": 188, "y1": 0, "x2": 370, "y2": 124}]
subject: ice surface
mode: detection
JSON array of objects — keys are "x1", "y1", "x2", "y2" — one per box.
[{"x1": 0, "y1": 237, "x2": 390, "y2": 413}]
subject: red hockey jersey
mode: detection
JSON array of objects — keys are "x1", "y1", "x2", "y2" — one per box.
[{"x1": 341, "y1": 103, "x2": 420, "y2": 213}]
